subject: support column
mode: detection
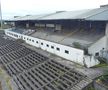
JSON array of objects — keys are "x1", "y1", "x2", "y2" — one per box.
[
  {"x1": 26, "y1": 23, "x2": 29, "y2": 28},
  {"x1": 55, "y1": 24, "x2": 61, "y2": 31},
  {"x1": 105, "y1": 23, "x2": 108, "y2": 50},
  {"x1": 12, "y1": 22, "x2": 15, "y2": 27}
]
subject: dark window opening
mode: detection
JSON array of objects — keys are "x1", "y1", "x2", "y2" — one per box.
[
  {"x1": 56, "y1": 47, "x2": 60, "y2": 51},
  {"x1": 65, "y1": 50, "x2": 69, "y2": 54},
  {"x1": 51, "y1": 46, "x2": 54, "y2": 49},
  {"x1": 32, "y1": 40, "x2": 34, "y2": 42},
  {"x1": 36, "y1": 41, "x2": 38, "y2": 43},
  {"x1": 29, "y1": 39, "x2": 31, "y2": 41},
  {"x1": 46, "y1": 44, "x2": 49, "y2": 47},
  {"x1": 41, "y1": 43, "x2": 43, "y2": 45},
  {"x1": 95, "y1": 52, "x2": 99, "y2": 56}
]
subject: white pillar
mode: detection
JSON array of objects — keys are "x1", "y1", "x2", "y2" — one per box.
[
  {"x1": 105, "y1": 23, "x2": 108, "y2": 50},
  {"x1": 0, "y1": 0, "x2": 3, "y2": 30},
  {"x1": 11, "y1": 22, "x2": 15, "y2": 27},
  {"x1": 26, "y1": 23, "x2": 29, "y2": 28},
  {"x1": 55, "y1": 24, "x2": 61, "y2": 31}
]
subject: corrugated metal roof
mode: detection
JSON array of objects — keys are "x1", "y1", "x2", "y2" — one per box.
[
  {"x1": 39, "y1": 10, "x2": 91, "y2": 20},
  {"x1": 10, "y1": 14, "x2": 49, "y2": 21},
  {"x1": 86, "y1": 8, "x2": 108, "y2": 20},
  {"x1": 39, "y1": 7, "x2": 108, "y2": 20},
  {"x1": 7, "y1": 7, "x2": 108, "y2": 21}
]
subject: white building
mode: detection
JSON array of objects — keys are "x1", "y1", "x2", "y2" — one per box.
[{"x1": 5, "y1": 5, "x2": 108, "y2": 67}]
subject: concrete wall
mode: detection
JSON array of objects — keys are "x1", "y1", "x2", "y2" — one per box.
[
  {"x1": 88, "y1": 23, "x2": 108, "y2": 56},
  {"x1": 84, "y1": 55, "x2": 99, "y2": 67},
  {"x1": 105, "y1": 23, "x2": 108, "y2": 50},
  {"x1": 46, "y1": 24, "x2": 54, "y2": 27},
  {"x1": 55, "y1": 24, "x2": 61, "y2": 30},
  {"x1": 26, "y1": 23, "x2": 29, "y2": 28},
  {"x1": 5, "y1": 30, "x2": 22, "y2": 39},
  {"x1": 5, "y1": 30, "x2": 84, "y2": 64},
  {"x1": 5, "y1": 29, "x2": 100, "y2": 67},
  {"x1": 88, "y1": 36, "x2": 107, "y2": 56}
]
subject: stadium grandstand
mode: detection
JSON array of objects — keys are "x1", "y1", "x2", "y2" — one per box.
[
  {"x1": 0, "y1": 33, "x2": 94, "y2": 90},
  {"x1": 4, "y1": 5, "x2": 108, "y2": 67}
]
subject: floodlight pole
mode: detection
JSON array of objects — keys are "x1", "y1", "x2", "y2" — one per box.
[{"x1": 0, "y1": 0, "x2": 3, "y2": 30}]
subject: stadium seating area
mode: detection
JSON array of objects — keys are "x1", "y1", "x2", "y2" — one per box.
[
  {"x1": 14, "y1": 60, "x2": 85, "y2": 90},
  {"x1": 0, "y1": 33, "x2": 92, "y2": 90},
  {"x1": 0, "y1": 36, "x2": 14, "y2": 47},
  {"x1": 0, "y1": 42, "x2": 25, "y2": 56},
  {"x1": 10, "y1": 22, "x2": 105, "y2": 47},
  {"x1": 11, "y1": 28, "x2": 36, "y2": 35},
  {"x1": 30, "y1": 28, "x2": 105, "y2": 46},
  {"x1": 5, "y1": 52, "x2": 48, "y2": 76},
  {"x1": 0, "y1": 47, "x2": 33, "y2": 65}
]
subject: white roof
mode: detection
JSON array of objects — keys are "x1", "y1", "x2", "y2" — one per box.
[{"x1": 7, "y1": 7, "x2": 108, "y2": 21}]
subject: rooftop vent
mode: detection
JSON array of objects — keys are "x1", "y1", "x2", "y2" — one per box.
[
  {"x1": 100, "y1": 4, "x2": 108, "y2": 8},
  {"x1": 26, "y1": 15, "x2": 31, "y2": 16},
  {"x1": 14, "y1": 16, "x2": 20, "y2": 18},
  {"x1": 56, "y1": 11, "x2": 66, "y2": 13}
]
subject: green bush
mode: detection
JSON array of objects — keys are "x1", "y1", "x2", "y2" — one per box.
[
  {"x1": 73, "y1": 42, "x2": 88, "y2": 55},
  {"x1": 73, "y1": 42, "x2": 82, "y2": 49}
]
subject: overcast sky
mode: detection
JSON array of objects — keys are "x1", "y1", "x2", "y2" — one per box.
[{"x1": 1, "y1": 0, "x2": 108, "y2": 19}]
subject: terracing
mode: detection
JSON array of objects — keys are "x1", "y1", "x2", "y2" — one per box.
[
  {"x1": 31, "y1": 28, "x2": 105, "y2": 47},
  {"x1": 10, "y1": 27, "x2": 105, "y2": 47},
  {"x1": 0, "y1": 33, "x2": 92, "y2": 90}
]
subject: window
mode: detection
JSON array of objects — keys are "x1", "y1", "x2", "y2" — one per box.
[
  {"x1": 36, "y1": 41, "x2": 38, "y2": 43},
  {"x1": 51, "y1": 46, "x2": 54, "y2": 49},
  {"x1": 46, "y1": 44, "x2": 49, "y2": 47},
  {"x1": 29, "y1": 39, "x2": 31, "y2": 41},
  {"x1": 24, "y1": 37, "x2": 26, "y2": 39},
  {"x1": 32, "y1": 40, "x2": 34, "y2": 42},
  {"x1": 65, "y1": 50, "x2": 69, "y2": 54},
  {"x1": 14, "y1": 34, "x2": 18, "y2": 37},
  {"x1": 27, "y1": 38, "x2": 29, "y2": 40},
  {"x1": 95, "y1": 52, "x2": 99, "y2": 56},
  {"x1": 41, "y1": 43, "x2": 43, "y2": 45},
  {"x1": 56, "y1": 47, "x2": 60, "y2": 51}
]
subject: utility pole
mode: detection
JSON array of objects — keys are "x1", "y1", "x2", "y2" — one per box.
[{"x1": 0, "y1": 0, "x2": 3, "y2": 30}]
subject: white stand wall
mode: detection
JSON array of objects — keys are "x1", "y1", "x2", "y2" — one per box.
[
  {"x1": 105, "y1": 23, "x2": 108, "y2": 50},
  {"x1": 84, "y1": 55, "x2": 100, "y2": 67},
  {"x1": 88, "y1": 23, "x2": 108, "y2": 56},
  {"x1": 88, "y1": 36, "x2": 107, "y2": 56},
  {"x1": 5, "y1": 29, "x2": 100, "y2": 67}
]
